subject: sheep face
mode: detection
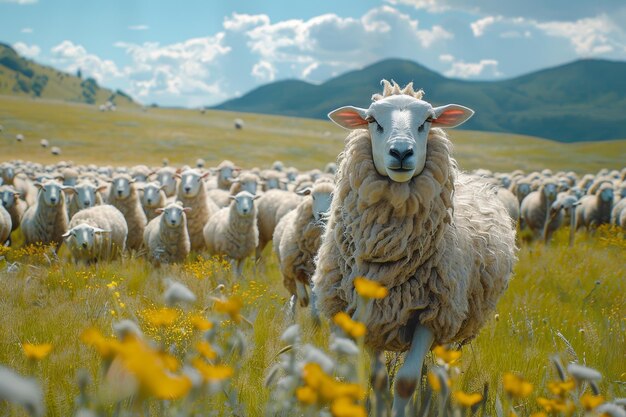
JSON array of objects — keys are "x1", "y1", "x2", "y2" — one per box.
[
  {"x1": 160, "y1": 205, "x2": 188, "y2": 228},
  {"x1": 112, "y1": 177, "x2": 134, "y2": 200},
  {"x1": 312, "y1": 191, "x2": 332, "y2": 221},
  {"x1": 36, "y1": 181, "x2": 65, "y2": 207},
  {"x1": 230, "y1": 191, "x2": 258, "y2": 217},
  {"x1": 240, "y1": 180, "x2": 258, "y2": 195},
  {"x1": 329, "y1": 95, "x2": 473, "y2": 183},
  {"x1": 265, "y1": 177, "x2": 280, "y2": 190},
  {"x1": 0, "y1": 165, "x2": 15, "y2": 182},
  {"x1": 286, "y1": 169, "x2": 298, "y2": 182},
  {"x1": 75, "y1": 184, "x2": 97, "y2": 209},
  {"x1": 180, "y1": 170, "x2": 207, "y2": 197},
  {"x1": 542, "y1": 183, "x2": 558, "y2": 200},
  {"x1": 0, "y1": 188, "x2": 18, "y2": 208},
  {"x1": 517, "y1": 183, "x2": 531, "y2": 198},
  {"x1": 63, "y1": 223, "x2": 108, "y2": 252},
  {"x1": 142, "y1": 184, "x2": 163, "y2": 208},
  {"x1": 600, "y1": 186, "x2": 613, "y2": 202},
  {"x1": 156, "y1": 169, "x2": 177, "y2": 196},
  {"x1": 218, "y1": 167, "x2": 234, "y2": 182}
]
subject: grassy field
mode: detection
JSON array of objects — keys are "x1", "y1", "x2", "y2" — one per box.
[
  {"x1": 0, "y1": 94, "x2": 625, "y2": 417},
  {"x1": 1, "y1": 95, "x2": 626, "y2": 173}
]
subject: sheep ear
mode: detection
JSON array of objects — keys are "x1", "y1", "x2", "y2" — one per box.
[
  {"x1": 94, "y1": 228, "x2": 111, "y2": 234},
  {"x1": 174, "y1": 173, "x2": 182, "y2": 179},
  {"x1": 431, "y1": 105, "x2": 474, "y2": 128},
  {"x1": 234, "y1": 167, "x2": 242, "y2": 171},
  {"x1": 128, "y1": 178, "x2": 136, "y2": 184},
  {"x1": 155, "y1": 208, "x2": 165, "y2": 214},
  {"x1": 297, "y1": 187, "x2": 312, "y2": 196},
  {"x1": 231, "y1": 178, "x2": 240, "y2": 183},
  {"x1": 252, "y1": 195, "x2": 261, "y2": 200},
  {"x1": 34, "y1": 182, "x2": 43, "y2": 189},
  {"x1": 279, "y1": 179, "x2": 289, "y2": 184},
  {"x1": 96, "y1": 184, "x2": 108, "y2": 192},
  {"x1": 229, "y1": 195, "x2": 236, "y2": 200},
  {"x1": 14, "y1": 192, "x2": 21, "y2": 198},
  {"x1": 328, "y1": 106, "x2": 369, "y2": 130},
  {"x1": 201, "y1": 172, "x2": 211, "y2": 179},
  {"x1": 62, "y1": 231, "x2": 72, "y2": 238},
  {"x1": 62, "y1": 186, "x2": 75, "y2": 194},
  {"x1": 183, "y1": 207, "x2": 192, "y2": 212}
]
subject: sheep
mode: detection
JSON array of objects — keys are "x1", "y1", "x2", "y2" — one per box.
[
  {"x1": 261, "y1": 170, "x2": 286, "y2": 192},
  {"x1": 273, "y1": 181, "x2": 334, "y2": 316},
  {"x1": 176, "y1": 169, "x2": 219, "y2": 251},
  {"x1": 229, "y1": 172, "x2": 261, "y2": 196},
  {"x1": 130, "y1": 165, "x2": 152, "y2": 183},
  {"x1": 106, "y1": 174, "x2": 147, "y2": 251},
  {"x1": 211, "y1": 160, "x2": 240, "y2": 190},
  {"x1": 0, "y1": 185, "x2": 27, "y2": 235},
  {"x1": 544, "y1": 194, "x2": 580, "y2": 246},
  {"x1": 510, "y1": 178, "x2": 532, "y2": 206},
  {"x1": 520, "y1": 179, "x2": 559, "y2": 238},
  {"x1": 576, "y1": 182, "x2": 614, "y2": 231},
  {"x1": 311, "y1": 81, "x2": 516, "y2": 416},
  {"x1": 495, "y1": 187, "x2": 520, "y2": 223},
  {"x1": 324, "y1": 162, "x2": 337, "y2": 175},
  {"x1": 40, "y1": 139, "x2": 49, "y2": 148},
  {"x1": 154, "y1": 167, "x2": 178, "y2": 198},
  {"x1": 139, "y1": 182, "x2": 168, "y2": 221},
  {"x1": 63, "y1": 205, "x2": 128, "y2": 264},
  {"x1": 196, "y1": 158, "x2": 205, "y2": 168},
  {"x1": 0, "y1": 204, "x2": 11, "y2": 245},
  {"x1": 234, "y1": 118, "x2": 244, "y2": 129},
  {"x1": 51, "y1": 146, "x2": 61, "y2": 156},
  {"x1": 21, "y1": 180, "x2": 70, "y2": 250},
  {"x1": 611, "y1": 197, "x2": 626, "y2": 227},
  {"x1": 67, "y1": 181, "x2": 105, "y2": 219},
  {"x1": 272, "y1": 161, "x2": 284, "y2": 172},
  {"x1": 255, "y1": 189, "x2": 302, "y2": 259},
  {"x1": 203, "y1": 191, "x2": 259, "y2": 277},
  {"x1": 16, "y1": 134, "x2": 24, "y2": 142},
  {"x1": 143, "y1": 202, "x2": 191, "y2": 265},
  {"x1": 206, "y1": 188, "x2": 232, "y2": 208}
]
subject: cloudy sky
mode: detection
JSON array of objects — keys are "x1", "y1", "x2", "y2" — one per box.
[{"x1": 2, "y1": 0, "x2": 626, "y2": 107}]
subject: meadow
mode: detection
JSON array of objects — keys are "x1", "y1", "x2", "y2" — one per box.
[{"x1": 0, "y1": 95, "x2": 625, "y2": 417}]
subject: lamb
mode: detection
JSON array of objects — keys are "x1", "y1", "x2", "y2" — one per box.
[
  {"x1": 68, "y1": 181, "x2": 105, "y2": 219},
  {"x1": 154, "y1": 167, "x2": 178, "y2": 197},
  {"x1": 106, "y1": 174, "x2": 147, "y2": 251},
  {"x1": 311, "y1": 81, "x2": 516, "y2": 416},
  {"x1": 139, "y1": 182, "x2": 168, "y2": 221},
  {"x1": 176, "y1": 169, "x2": 219, "y2": 251},
  {"x1": 576, "y1": 182, "x2": 614, "y2": 231},
  {"x1": 143, "y1": 202, "x2": 191, "y2": 265},
  {"x1": 0, "y1": 185, "x2": 27, "y2": 235},
  {"x1": 273, "y1": 181, "x2": 334, "y2": 315},
  {"x1": 520, "y1": 179, "x2": 559, "y2": 238},
  {"x1": 203, "y1": 191, "x2": 259, "y2": 277},
  {"x1": 20, "y1": 180, "x2": 70, "y2": 250},
  {"x1": 0, "y1": 205, "x2": 11, "y2": 245},
  {"x1": 255, "y1": 189, "x2": 302, "y2": 259},
  {"x1": 63, "y1": 205, "x2": 128, "y2": 264}
]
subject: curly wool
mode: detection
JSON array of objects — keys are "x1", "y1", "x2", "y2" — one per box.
[
  {"x1": 106, "y1": 175, "x2": 147, "y2": 251},
  {"x1": 203, "y1": 201, "x2": 258, "y2": 261},
  {"x1": 21, "y1": 187, "x2": 69, "y2": 248},
  {"x1": 0, "y1": 185, "x2": 27, "y2": 232},
  {"x1": 143, "y1": 207, "x2": 190, "y2": 265},
  {"x1": 229, "y1": 172, "x2": 260, "y2": 195},
  {"x1": 177, "y1": 181, "x2": 219, "y2": 251},
  {"x1": 0, "y1": 205, "x2": 11, "y2": 244},
  {"x1": 67, "y1": 205, "x2": 128, "y2": 262},
  {"x1": 312, "y1": 128, "x2": 517, "y2": 352},
  {"x1": 256, "y1": 189, "x2": 302, "y2": 255}
]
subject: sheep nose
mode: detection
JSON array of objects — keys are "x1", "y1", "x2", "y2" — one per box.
[
  {"x1": 170, "y1": 220, "x2": 176, "y2": 225},
  {"x1": 147, "y1": 199, "x2": 153, "y2": 204},
  {"x1": 117, "y1": 190, "x2": 123, "y2": 196},
  {"x1": 82, "y1": 242, "x2": 88, "y2": 249},
  {"x1": 184, "y1": 187, "x2": 191, "y2": 193},
  {"x1": 50, "y1": 197, "x2": 57, "y2": 204},
  {"x1": 389, "y1": 145, "x2": 414, "y2": 162}
]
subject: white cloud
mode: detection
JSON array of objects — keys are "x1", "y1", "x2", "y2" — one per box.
[
  {"x1": 50, "y1": 40, "x2": 122, "y2": 84},
  {"x1": 439, "y1": 53, "x2": 454, "y2": 62},
  {"x1": 128, "y1": 25, "x2": 149, "y2": 31},
  {"x1": 223, "y1": 13, "x2": 270, "y2": 32},
  {"x1": 534, "y1": 15, "x2": 624, "y2": 55},
  {"x1": 384, "y1": 0, "x2": 451, "y2": 13},
  {"x1": 444, "y1": 58, "x2": 502, "y2": 78},
  {"x1": 13, "y1": 41, "x2": 40, "y2": 58},
  {"x1": 20, "y1": 27, "x2": 33, "y2": 33},
  {"x1": 470, "y1": 16, "x2": 502, "y2": 37},
  {"x1": 251, "y1": 60, "x2": 276, "y2": 81}
]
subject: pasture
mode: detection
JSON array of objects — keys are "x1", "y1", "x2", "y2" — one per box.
[{"x1": 0, "y1": 95, "x2": 625, "y2": 417}]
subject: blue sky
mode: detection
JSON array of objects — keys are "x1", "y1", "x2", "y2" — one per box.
[{"x1": 2, "y1": 0, "x2": 626, "y2": 107}]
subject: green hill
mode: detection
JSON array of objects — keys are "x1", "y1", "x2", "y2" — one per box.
[
  {"x1": 0, "y1": 43, "x2": 135, "y2": 107},
  {"x1": 214, "y1": 58, "x2": 626, "y2": 143}
]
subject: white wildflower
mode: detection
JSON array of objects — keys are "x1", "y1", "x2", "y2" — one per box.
[{"x1": 0, "y1": 366, "x2": 45, "y2": 417}]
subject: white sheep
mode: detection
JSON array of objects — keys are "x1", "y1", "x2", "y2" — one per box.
[
  {"x1": 229, "y1": 172, "x2": 261, "y2": 196},
  {"x1": 51, "y1": 146, "x2": 61, "y2": 156},
  {"x1": 203, "y1": 191, "x2": 259, "y2": 277},
  {"x1": 496, "y1": 187, "x2": 520, "y2": 223},
  {"x1": 68, "y1": 181, "x2": 106, "y2": 219},
  {"x1": 611, "y1": 197, "x2": 626, "y2": 228},
  {"x1": 211, "y1": 160, "x2": 240, "y2": 190},
  {"x1": 143, "y1": 202, "x2": 191, "y2": 265},
  {"x1": 16, "y1": 134, "x2": 24, "y2": 142},
  {"x1": 311, "y1": 81, "x2": 516, "y2": 416},
  {"x1": 0, "y1": 204, "x2": 11, "y2": 245},
  {"x1": 176, "y1": 169, "x2": 219, "y2": 251},
  {"x1": 154, "y1": 167, "x2": 178, "y2": 198},
  {"x1": 255, "y1": 189, "x2": 302, "y2": 259},
  {"x1": 63, "y1": 205, "x2": 128, "y2": 264},
  {"x1": 40, "y1": 139, "x2": 49, "y2": 148},
  {"x1": 520, "y1": 179, "x2": 559, "y2": 238},
  {"x1": 576, "y1": 182, "x2": 614, "y2": 231},
  {"x1": 234, "y1": 118, "x2": 244, "y2": 129},
  {"x1": 0, "y1": 185, "x2": 27, "y2": 238},
  {"x1": 545, "y1": 194, "x2": 580, "y2": 246},
  {"x1": 130, "y1": 165, "x2": 152, "y2": 183},
  {"x1": 106, "y1": 174, "x2": 147, "y2": 251},
  {"x1": 273, "y1": 181, "x2": 334, "y2": 316},
  {"x1": 21, "y1": 180, "x2": 70, "y2": 251},
  {"x1": 261, "y1": 170, "x2": 287, "y2": 192},
  {"x1": 139, "y1": 182, "x2": 168, "y2": 221}
]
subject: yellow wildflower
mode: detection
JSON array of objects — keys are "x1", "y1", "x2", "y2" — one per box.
[
  {"x1": 353, "y1": 277, "x2": 388, "y2": 299},
  {"x1": 432, "y1": 345, "x2": 461, "y2": 365},
  {"x1": 22, "y1": 343, "x2": 52, "y2": 360},
  {"x1": 530, "y1": 413, "x2": 547, "y2": 417},
  {"x1": 80, "y1": 328, "x2": 121, "y2": 359},
  {"x1": 333, "y1": 312, "x2": 366, "y2": 339},
  {"x1": 547, "y1": 378, "x2": 575, "y2": 397},
  {"x1": 453, "y1": 390, "x2": 483, "y2": 407},
  {"x1": 537, "y1": 397, "x2": 575, "y2": 415},
  {"x1": 580, "y1": 393, "x2": 604, "y2": 411},
  {"x1": 296, "y1": 386, "x2": 318, "y2": 405},
  {"x1": 190, "y1": 314, "x2": 213, "y2": 331},
  {"x1": 192, "y1": 358, "x2": 233, "y2": 382},
  {"x1": 143, "y1": 307, "x2": 179, "y2": 327},
  {"x1": 214, "y1": 296, "x2": 244, "y2": 323},
  {"x1": 196, "y1": 341, "x2": 217, "y2": 360},
  {"x1": 428, "y1": 371, "x2": 441, "y2": 392},
  {"x1": 503, "y1": 373, "x2": 534, "y2": 398},
  {"x1": 330, "y1": 397, "x2": 367, "y2": 417}
]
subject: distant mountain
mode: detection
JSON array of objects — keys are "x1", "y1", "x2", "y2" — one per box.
[
  {"x1": 0, "y1": 42, "x2": 135, "y2": 107},
  {"x1": 215, "y1": 58, "x2": 626, "y2": 142}
]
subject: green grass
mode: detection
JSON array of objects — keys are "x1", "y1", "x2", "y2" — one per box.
[{"x1": 1, "y1": 95, "x2": 625, "y2": 173}]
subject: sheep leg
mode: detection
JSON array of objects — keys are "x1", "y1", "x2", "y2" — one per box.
[
  {"x1": 569, "y1": 207, "x2": 576, "y2": 247},
  {"x1": 309, "y1": 285, "x2": 321, "y2": 326},
  {"x1": 371, "y1": 350, "x2": 389, "y2": 417},
  {"x1": 287, "y1": 295, "x2": 297, "y2": 322},
  {"x1": 392, "y1": 324, "x2": 434, "y2": 417},
  {"x1": 295, "y1": 279, "x2": 309, "y2": 307}
]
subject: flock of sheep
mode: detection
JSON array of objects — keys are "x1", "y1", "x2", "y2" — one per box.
[{"x1": 1, "y1": 80, "x2": 625, "y2": 416}]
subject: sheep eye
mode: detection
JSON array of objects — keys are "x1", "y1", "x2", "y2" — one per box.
[
  {"x1": 418, "y1": 124, "x2": 425, "y2": 133},
  {"x1": 368, "y1": 118, "x2": 383, "y2": 133}
]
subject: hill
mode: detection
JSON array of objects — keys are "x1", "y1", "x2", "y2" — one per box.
[
  {"x1": 214, "y1": 58, "x2": 626, "y2": 142},
  {"x1": 1, "y1": 95, "x2": 624, "y2": 174},
  {"x1": 0, "y1": 43, "x2": 135, "y2": 107}
]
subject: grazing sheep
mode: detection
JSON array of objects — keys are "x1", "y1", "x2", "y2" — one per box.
[
  {"x1": 21, "y1": 180, "x2": 70, "y2": 250},
  {"x1": 176, "y1": 169, "x2": 219, "y2": 251},
  {"x1": 255, "y1": 189, "x2": 302, "y2": 259},
  {"x1": 234, "y1": 118, "x2": 244, "y2": 130},
  {"x1": 0, "y1": 205, "x2": 11, "y2": 245},
  {"x1": 16, "y1": 134, "x2": 24, "y2": 142},
  {"x1": 40, "y1": 139, "x2": 49, "y2": 148},
  {"x1": 311, "y1": 81, "x2": 516, "y2": 416},
  {"x1": 143, "y1": 202, "x2": 191, "y2": 265},
  {"x1": 154, "y1": 167, "x2": 178, "y2": 197},
  {"x1": 273, "y1": 181, "x2": 334, "y2": 315},
  {"x1": 545, "y1": 194, "x2": 580, "y2": 246},
  {"x1": 576, "y1": 183, "x2": 614, "y2": 231},
  {"x1": 63, "y1": 205, "x2": 128, "y2": 264},
  {"x1": 496, "y1": 187, "x2": 520, "y2": 223},
  {"x1": 203, "y1": 191, "x2": 259, "y2": 277},
  {"x1": 106, "y1": 174, "x2": 147, "y2": 251},
  {"x1": 0, "y1": 185, "x2": 27, "y2": 234},
  {"x1": 51, "y1": 146, "x2": 61, "y2": 156},
  {"x1": 196, "y1": 158, "x2": 205, "y2": 168},
  {"x1": 68, "y1": 181, "x2": 105, "y2": 219},
  {"x1": 139, "y1": 182, "x2": 168, "y2": 221},
  {"x1": 520, "y1": 179, "x2": 559, "y2": 238}
]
